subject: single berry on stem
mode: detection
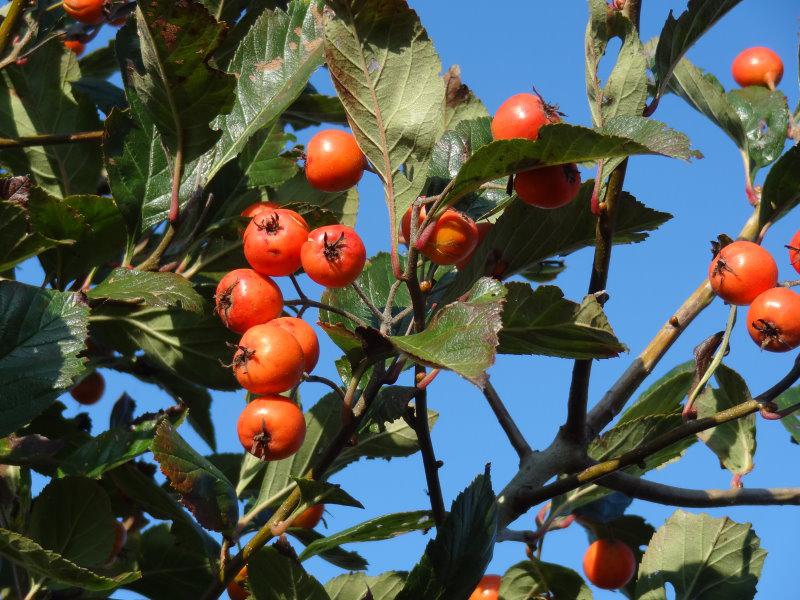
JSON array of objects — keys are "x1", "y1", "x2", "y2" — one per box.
[
  {"x1": 237, "y1": 396, "x2": 306, "y2": 460},
  {"x1": 242, "y1": 208, "x2": 309, "y2": 276},
  {"x1": 70, "y1": 371, "x2": 105, "y2": 405},
  {"x1": 305, "y1": 129, "x2": 366, "y2": 192},
  {"x1": 214, "y1": 269, "x2": 283, "y2": 334},
  {"x1": 582, "y1": 539, "x2": 636, "y2": 590},
  {"x1": 708, "y1": 240, "x2": 778, "y2": 306},
  {"x1": 514, "y1": 163, "x2": 581, "y2": 209},
  {"x1": 491, "y1": 92, "x2": 561, "y2": 141},
  {"x1": 747, "y1": 287, "x2": 800, "y2": 352},
  {"x1": 300, "y1": 225, "x2": 367, "y2": 288},
  {"x1": 732, "y1": 47, "x2": 783, "y2": 89},
  {"x1": 232, "y1": 323, "x2": 306, "y2": 394}
]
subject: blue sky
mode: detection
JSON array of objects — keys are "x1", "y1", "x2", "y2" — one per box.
[{"x1": 19, "y1": 0, "x2": 800, "y2": 597}]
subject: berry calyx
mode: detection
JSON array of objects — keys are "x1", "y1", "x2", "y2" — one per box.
[
  {"x1": 747, "y1": 287, "x2": 800, "y2": 352},
  {"x1": 243, "y1": 208, "x2": 309, "y2": 277},
  {"x1": 305, "y1": 129, "x2": 366, "y2": 192},
  {"x1": 732, "y1": 47, "x2": 784, "y2": 89},
  {"x1": 231, "y1": 323, "x2": 306, "y2": 394},
  {"x1": 708, "y1": 240, "x2": 778, "y2": 306},
  {"x1": 582, "y1": 539, "x2": 636, "y2": 590},
  {"x1": 214, "y1": 269, "x2": 283, "y2": 334}
]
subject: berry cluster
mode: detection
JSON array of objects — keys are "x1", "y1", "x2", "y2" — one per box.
[{"x1": 709, "y1": 238, "x2": 800, "y2": 352}]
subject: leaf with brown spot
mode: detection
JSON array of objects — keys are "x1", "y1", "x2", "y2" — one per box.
[
  {"x1": 390, "y1": 278, "x2": 506, "y2": 388},
  {"x1": 152, "y1": 420, "x2": 238, "y2": 535}
]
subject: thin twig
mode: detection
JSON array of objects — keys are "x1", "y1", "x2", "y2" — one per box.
[
  {"x1": 0, "y1": 0, "x2": 25, "y2": 58},
  {"x1": 283, "y1": 298, "x2": 370, "y2": 329},
  {"x1": 599, "y1": 471, "x2": 800, "y2": 507},
  {"x1": 413, "y1": 365, "x2": 446, "y2": 525},
  {"x1": 0, "y1": 130, "x2": 103, "y2": 148},
  {"x1": 135, "y1": 225, "x2": 177, "y2": 271},
  {"x1": 302, "y1": 374, "x2": 345, "y2": 401},
  {"x1": 483, "y1": 380, "x2": 532, "y2": 460}
]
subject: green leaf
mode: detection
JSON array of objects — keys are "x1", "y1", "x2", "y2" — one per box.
[
  {"x1": 0, "y1": 283, "x2": 87, "y2": 437},
  {"x1": 499, "y1": 559, "x2": 593, "y2": 600},
  {"x1": 208, "y1": 0, "x2": 325, "y2": 182},
  {"x1": 326, "y1": 572, "x2": 406, "y2": 600},
  {"x1": 59, "y1": 408, "x2": 184, "y2": 478},
  {"x1": 89, "y1": 304, "x2": 238, "y2": 391},
  {"x1": 695, "y1": 365, "x2": 755, "y2": 477},
  {"x1": 585, "y1": 1, "x2": 647, "y2": 126},
  {"x1": 437, "y1": 122, "x2": 694, "y2": 209},
  {"x1": 617, "y1": 362, "x2": 693, "y2": 424},
  {"x1": 293, "y1": 478, "x2": 364, "y2": 510},
  {"x1": 759, "y1": 144, "x2": 800, "y2": 227},
  {"x1": 71, "y1": 78, "x2": 127, "y2": 115},
  {"x1": 390, "y1": 278, "x2": 506, "y2": 387},
  {"x1": 78, "y1": 40, "x2": 119, "y2": 79},
  {"x1": 666, "y1": 57, "x2": 746, "y2": 146},
  {"x1": 268, "y1": 171, "x2": 359, "y2": 228},
  {"x1": 248, "y1": 545, "x2": 329, "y2": 600},
  {"x1": 299, "y1": 511, "x2": 435, "y2": 563},
  {"x1": 129, "y1": 0, "x2": 235, "y2": 160},
  {"x1": 28, "y1": 477, "x2": 114, "y2": 567},
  {"x1": 774, "y1": 386, "x2": 800, "y2": 444},
  {"x1": 727, "y1": 87, "x2": 790, "y2": 172},
  {"x1": 124, "y1": 523, "x2": 215, "y2": 599},
  {"x1": 284, "y1": 90, "x2": 348, "y2": 130},
  {"x1": 324, "y1": 0, "x2": 444, "y2": 218},
  {"x1": 321, "y1": 253, "x2": 411, "y2": 332},
  {"x1": 651, "y1": 0, "x2": 743, "y2": 102},
  {"x1": 88, "y1": 268, "x2": 205, "y2": 313},
  {"x1": 635, "y1": 510, "x2": 766, "y2": 600},
  {"x1": 288, "y1": 528, "x2": 368, "y2": 571},
  {"x1": 499, "y1": 283, "x2": 625, "y2": 359},
  {"x1": 446, "y1": 183, "x2": 670, "y2": 302},
  {"x1": 111, "y1": 356, "x2": 216, "y2": 450},
  {"x1": 28, "y1": 192, "x2": 125, "y2": 286},
  {"x1": 0, "y1": 177, "x2": 59, "y2": 272},
  {"x1": 396, "y1": 470, "x2": 496, "y2": 600},
  {"x1": 152, "y1": 420, "x2": 239, "y2": 535},
  {"x1": 0, "y1": 528, "x2": 139, "y2": 590},
  {"x1": 0, "y1": 40, "x2": 102, "y2": 197}
]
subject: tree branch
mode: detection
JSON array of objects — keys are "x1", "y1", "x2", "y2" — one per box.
[
  {"x1": 599, "y1": 471, "x2": 800, "y2": 507},
  {"x1": 413, "y1": 365, "x2": 446, "y2": 525},
  {"x1": 0, "y1": 0, "x2": 25, "y2": 58},
  {"x1": 483, "y1": 380, "x2": 532, "y2": 460},
  {"x1": 0, "y1": 130, "x2": 104, "y2": 148},
  {"x1": 585, "y1": 208, "x2": 761, "y2": 439}
]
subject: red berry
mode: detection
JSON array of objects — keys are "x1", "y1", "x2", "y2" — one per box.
[
  {"x1": 305, "y1": 130, "x2": 366, "y2": 192},
  {"x1": 732, "y1": 47, "x2": 783, "y2": 88},
  {"x1": 514, "y1": 164, "x2": 581, "y2": 209},
  {"x1": 270, "y1": 317, "x2": 320, "y2": 373},
  {"x1": 63, "y1": 0, "x2": 105, "y2": 24},
  {"x1": 63, "y1": 39, "x2": 85, "y2": 56},
  {"x1": 70, "y1": 371, "x2": 105, "y2": 405},
  {"x1": 787, "y1": 230, "x2": 800, "y2": 275},
  {"x1": 215, "y1": 269, "x2": 283, "y2": 334},
  {"x1": 583, "y1": 539, "x2": 636, "y2": 590},
  {"x1": 293, "y1": 504, "x2": 324, "y2": 529},
  {"x1": 232, "y1": 324, "x2": 306, "y2": 394},
  {"x1": 300, "y1": 225, "x2": 366, "y2": 288},
  {"x1": 243, "y1": 208, "x2": 309, "y2": 276},
  {"x1": 708, "y1": 241, "x2": 778, "y2": 306},
  {"x1": 468, "y1": 575, "x2": 501, "y2": 600},
  {"x1": 240, "y1": 201, "x2": 279, "y2": 220},
  {"x1": 237, "y1": 396, "x2": 306, "y2": 460},
  {"x1": 747, "y1": 287, "x2": 800, "y2": 352},
  {"x1": 227, "y1": 566, "x2": 249, "y2": 600},
  {"x1": 491, "y1": 93, "x2": 560, "y2": 141}
]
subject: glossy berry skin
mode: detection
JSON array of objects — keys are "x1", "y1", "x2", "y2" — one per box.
[
  {"x1": 232, "y1": 324, "x2": 306, "y2": 394},
  {"x1": 456, "y1": 222, "x2": 493, "y2": 269},
  {"x1": 747, "y1": 287, "x2": 800, "y2": 352},
  {"x1": 514, "y1": 164, "x2": 581, "y2": 209},
  {"x1": 237, "y1": 396, "x2": 306, "y2": 460},
  {"x1": 423, "y1": 209, "x2": 480, "y2": 265},
  {"x1": 732, "y1": 47, "x2": 783, "y2": 88},
  {"x1": 708, "y1": 241, "x2": 778, "y2": 306},
  {"x1": 64, "y1": 40, "x2": 85, "y2": 56},
  {"x1": 241, "y1": 201, "x2": 279, "y2": 220},
  {"x1": 293, "y1": 504, "x2": 325, "y2": 529},
  {"x1": 491, "y1": 93, "x2": 559, "y2": 141},
  {"x1": 243, "y1": 208, "x2": 309, "y2": 276},
  {"x1": 63, "y1": 0, "x2": 106, "y2": 24},
  {"x1": 70, "y1": 371, "x2": 104, "y2": 405},
  {"x1": 227, "y1": 566, "x2": 249, "y2": 600},
  {"x1": 215, "y1": 269, "x2": 283, "y2": 334},
  {"x1": 787, "y1": 230, "x2": 800, "y2": 275},
  {"x1": 583, "y1": 539, "x2": 636, "y2": 590},
  {"x1": 305, "y1": 130, "x2": 366, "y2": 192},
  {"x1": 270, "y1": 317, "x2": 320, "y2": 373},
  {"x1": 468, "y1": 575, "x2": 501, "y2": 600},
  {"x1": 300, "y1": 225, "x2": 366, "y2": 288}
]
